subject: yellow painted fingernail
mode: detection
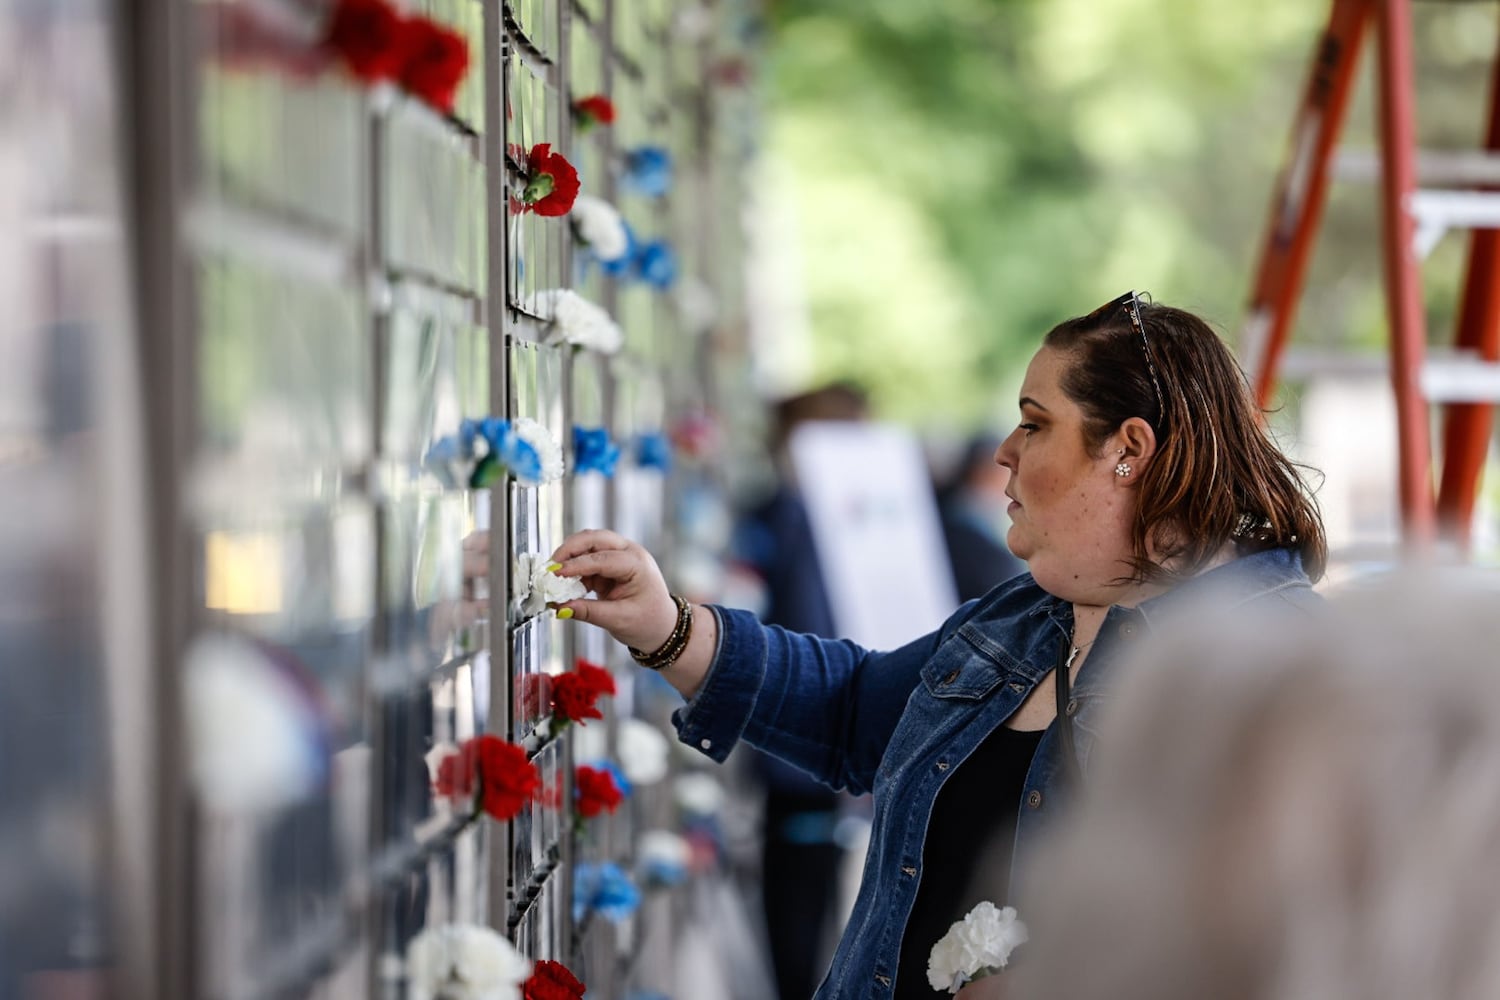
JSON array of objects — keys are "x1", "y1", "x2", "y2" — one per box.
[
  {"x1": 546, "y1": 562, "x2": 563, "y2": 572},
  {"x1": 557, "y1": 607, "x2": 574, "y2": 619}
]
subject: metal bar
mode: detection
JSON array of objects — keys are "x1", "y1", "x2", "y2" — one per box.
[
  {"x1": 1332, "y1": 148, "x2": 1500, "y2": 186},
  {"x1": 1437, "y1": 22, "x2": 1500, "y2": 545},
  {"x1": 1240, "y1": 0, "x2": 1371, "y2": 407},
  {"x1": 483, "y1": 5, "x2": 516, "y2": 937},
  {"x1": 1374, "y1": 0, "x2": 1438, "y2": 542},
  {"x1": 123, "y1": 0, "x2": 200, "y2": 992}
]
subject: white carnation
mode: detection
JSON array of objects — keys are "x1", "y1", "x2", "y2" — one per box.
[
  {"x1": 527, "y1": 288, "x2": 624, "y2": 354},
  {"x1": 638, "y1": 829, "x2": 691, "y2": 869},
  {"x1": 405, "y1": 924, "x2": 531, "y2": 1000},
  {"x1": 509, "y1": 417, "x2": 564, "y2": 484},
  {"x1": 184, "y1": 633, "x2": 320, "y2": 815},
  {"x1": 514, "y1": 552, "x2": 587, "y2": 618},
  {"x1": 926, "y1": 902, "x2": 1028, "y2": 994},
  {"x1": 569, "y1": 194, "x2": 629, "y2": 262},
  {"x1": 673, "y1": 771, "x2": 726, "y2": 817},
  {"x1": 618, "y1": 718, "x2": 670, "y2": 785}
]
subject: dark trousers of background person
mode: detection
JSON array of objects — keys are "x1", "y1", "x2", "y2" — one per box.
[{"x1": 760, "y1": 788, "x2": 844, "y2": 1000}]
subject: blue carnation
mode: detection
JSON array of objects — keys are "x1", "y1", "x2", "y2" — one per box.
[
  {"x1": 635, "y1": 240, "x2": 678, "y2": 290},
  {"x1": 623, "y1": 146, "x2": 674, "y2": 197},
  {"x1": 573, "y1": 425, "x2": 621, "y2": 477},
  {"x1": 495, "y1": 428, "x2": 543, "y2": 484},
  {"x1": 573, "y1": 861, "x2": 641, "y2": 923},
  {"x1": 635, "y1": 431, "x2": 673, "y2": 473}
]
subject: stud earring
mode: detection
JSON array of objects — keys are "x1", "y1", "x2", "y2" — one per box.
[{"x1": 1115, "y1": 462, "x2": 1132, "y2": 477}]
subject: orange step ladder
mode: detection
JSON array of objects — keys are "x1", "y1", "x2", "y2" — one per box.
[{"x1": 1240, "y1": 0, "x2": 1500, "y2": 550}]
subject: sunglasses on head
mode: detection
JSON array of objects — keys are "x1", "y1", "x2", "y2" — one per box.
[{"x1": 1088, "y1": 290, "x2": 1166, "y2": 420}]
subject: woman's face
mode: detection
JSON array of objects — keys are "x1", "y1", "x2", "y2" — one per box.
[{"x1": 996, "y1": 346, "x2": 1140, "y2": 600}]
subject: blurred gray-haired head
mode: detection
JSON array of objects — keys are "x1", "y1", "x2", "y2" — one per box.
[{"x1": 1010, "y1": 570, "x2": 1500, "y2": 1000}]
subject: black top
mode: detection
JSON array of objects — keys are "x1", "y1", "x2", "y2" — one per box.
[{"x1": 894, "y1": 725, "x2": 1045, "y2": 998}]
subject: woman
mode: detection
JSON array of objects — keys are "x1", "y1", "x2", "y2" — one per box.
[{"x1": 549, "y1": 292, "x2": 1326, "y2": 999}]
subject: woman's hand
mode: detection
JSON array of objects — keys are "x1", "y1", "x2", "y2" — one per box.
[{"x1": 548, "y1": 529, "x2": 679, "y2": 653}]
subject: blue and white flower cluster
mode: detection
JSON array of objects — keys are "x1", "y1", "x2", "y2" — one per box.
[{"x1": 425, "y1": 417, "x2": 564, "y2": 488}]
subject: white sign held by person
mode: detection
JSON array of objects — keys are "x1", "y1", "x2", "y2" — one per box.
[{"x1": 789, "y1": 422, "x2": 958, "y2": 649}]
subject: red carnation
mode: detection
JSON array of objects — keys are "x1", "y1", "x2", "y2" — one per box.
[
  {"x1": 571, "y1": 94, "x2": 616, "y2": 131},
  {"x1": 518, "y1": 143, "x2": 581, "y2": 217},
  {"x1": 574, "y1": 765, "x2": 624, "y2": 818},
  {"x1": 432, "y1": 735, "x2": 539, "y2": 821},
  {"x1": 550, "y1": 672, "x2": 605, "y2": 726},
  {"x1": 324, "y1": 0, "x2": 405, "y2": 82},
  {"x1": 574, "y1": 658, "x2": 616, "y2": 699},
  {"x1": 476, "y1": 735, "x2": 541, "y2": 821},
  {"x1": 396, "y1": 16, "x2": 470, "y2": 114},
  {"x1": 523, "y1": 959, "x2": 586, "y2": 1000}
]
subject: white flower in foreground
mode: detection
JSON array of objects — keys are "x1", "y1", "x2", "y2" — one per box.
[
  {"x1": 405, "y1": 923, "x2": 531, "y2": 1000},
  {"x1": 514, "y1": 552, "x2": 587, "y2": 618},
  {"x1": 509, "y1": 417, "x2": 564, "y2": 484},
  {"x1": 184, "y1": 633, "x2": 321, "y2": 815},
  {"x1": 927, "y1": 902, "x2": 1028, "y2": 994},
  {"x1": 527, "y1": 288, "x2": 624, "y2": 355},
  {"x1": 673, "y1": 771, "x2": 726, "y2": 818},
  {"x1": 618, "y1": 718, "x2": 670, "y2": 786},
  {"x1": 569, "y1": 194, "x2": 630, "y2": 262}
]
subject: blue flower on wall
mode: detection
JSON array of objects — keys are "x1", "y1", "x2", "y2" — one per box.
[
  {"x1": 634, "y1": 431, "x2": 673, "y2": 473},
  {"x1": 572, "y1": 425, "x2": 621, "y2": 477},
  {"x1": 573, "y1": 861, "x2": 641, "y2": 923},
  {"x1": 635, "y1": 240, "x2": 678, "y2": 290},
  {"x1": 623, "y1": 145, "x2": 673, "y2": 197}
]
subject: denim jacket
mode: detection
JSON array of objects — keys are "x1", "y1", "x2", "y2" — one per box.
[{"x1": 673, "y1": 548, "x2": 1318, "y2": 999}]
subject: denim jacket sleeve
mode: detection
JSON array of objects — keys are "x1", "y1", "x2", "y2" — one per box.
[{"x1": 672, "y1": 603, "x2": 974, "y2": 796}]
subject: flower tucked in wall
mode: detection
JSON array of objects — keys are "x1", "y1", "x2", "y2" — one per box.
[
  {"x1": 635, "y1": 240, "x2": 678, "y2": 289},
  {"x1": 674, "y1": 771, "x2": 726, "y2": 819},
  {"x1": 395, "y1": 16, "x2": 471, "y2": 113},
  {"x1": 406, "y1": 924, "x2": 532, "y2": 1000},
  {"x1": 617, "y1": 718, "x2": 670, "y2": 786},
  {"x1": 622, "y1": 145, "x2": 673, "y2": 197},
  {"x1": 515, "y1": 143, "x2": 581, "y2": 217},
  {"x1": 572, "y1": 426, "x2": 621, "y2": 477},
  {"x1": 514, "y1": 553, "x2": 588, "y2": 619},
  {"x1": 668, "y1": 410, "x2": 721, "y2": 461},
  {"x1": 570, "y1": 94, "x2": 616, "y2": 133},
  {"x1": 432, "y1": 734, "x2": 541, "y2": 822},
  {"x1": 634, "y1": 431, "x2": 673, "y2": 473},
  {"x1": 574, "y1": 764, "x2": 626, "y2": 818},
  {"x1": 573, "y1": 861, "x2": 641, "y2": 923},
  {"x1": 468, "y1": 417, "x2": 565, "y2": 488},
  {"x1": 324, "y1": 0, "x2": 405, "y2": 81},
  {"x1": 522, "y1": 959, "x2": 587, "y2": 1000},
  {"x1": 636, "y1": 829, "x2": 691, "y2": 888},
  {"x1": 569, "y1": 195, "x2": 631, "y2": 263},
  {"x1": 546, "y1": 659, "x2": 614, "y2": 730},
  {"x1": 320, "y1": 0, "x2": 470, "y2": 113},
  {"x1": 525, "y1": 289, "x2": 624, "y2": 354}
]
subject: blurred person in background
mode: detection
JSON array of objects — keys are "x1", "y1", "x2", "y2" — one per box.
[
  {"x1": 546, "y1": 292, "x2": 1326, "y2": 999},
  {"x1": 1009, "y1": 574, "x2": 1500, "y2": 1000},
  {"x1": 733, "y1": 382, "x2": 869, "y2": 1000},
  {"x1": 934, "y1": 433, "x2": 1026, "y2": 602}
]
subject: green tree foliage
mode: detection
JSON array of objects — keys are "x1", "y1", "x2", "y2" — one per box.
[{"x1": 764, "y1": 0, "x2": 1496, "y2": 426}]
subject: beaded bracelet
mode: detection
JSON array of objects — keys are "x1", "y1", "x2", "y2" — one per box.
[{"x1": 629, "y1": 595, "x2": 693, "y2": 670}]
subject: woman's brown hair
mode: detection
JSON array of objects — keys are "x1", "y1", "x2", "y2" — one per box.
[{"x1": 1044, "y1": 297, "x2": 1327, "y2": 584}]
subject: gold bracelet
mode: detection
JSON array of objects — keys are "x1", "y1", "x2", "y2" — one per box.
[{"x1": 629, "y1": 595, "x2": 693, "y2": 669}]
